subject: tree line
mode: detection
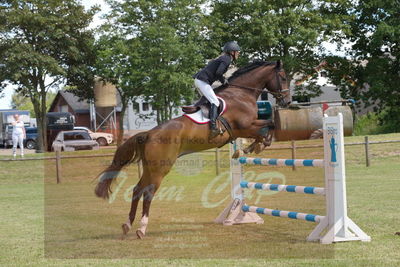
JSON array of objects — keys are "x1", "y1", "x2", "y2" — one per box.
[{"x1": 1, "y1": 0, "x2": 399, "y2": 151}]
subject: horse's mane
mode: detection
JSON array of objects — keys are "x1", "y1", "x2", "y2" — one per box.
[
  {"x1": 215, "y1": 60, "x2": 276, "y2": 92},
  {"x1": 228, "y1": 60, "x2": 275, "y2": 82}
]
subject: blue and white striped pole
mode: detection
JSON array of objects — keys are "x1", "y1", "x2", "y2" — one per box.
[
  {"x1": 240, "y1": 181, "x2": 326, "y2": 195},
  {"x1": 242, "y1": 205, "x2": 325, "y2": 223},
  {"x1": 238, "y1": 157, "x2": 324, "y2": 167}
]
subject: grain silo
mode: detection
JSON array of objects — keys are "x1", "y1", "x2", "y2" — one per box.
[
  {"x1": 91, "y1": 77, "x2": 118, "y2": 138},
  {"x1": 93, "y1": 77, "x2": 117, "y2": 107}
]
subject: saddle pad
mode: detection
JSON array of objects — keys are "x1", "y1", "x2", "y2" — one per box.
[{"x1": 183, "y1": 97, "x2": 227, "y2": 124}]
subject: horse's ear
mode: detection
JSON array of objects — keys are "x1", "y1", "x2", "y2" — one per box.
[{"x1": 275, "y1": 60, "x2": 282, "y2": 70}]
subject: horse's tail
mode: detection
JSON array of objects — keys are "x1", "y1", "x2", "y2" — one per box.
[{"x1": 95, "y1": 131, "x2": 149, "y2": 199}]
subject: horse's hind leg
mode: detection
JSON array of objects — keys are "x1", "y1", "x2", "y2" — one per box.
[
  {"x1": 121, "y1": 179, "x2": 147, "y2": 238},
  {"x1": 136, "y1": 181, "x2": 160, "y2": 239},
  {"x1": 123, "y1": 128, "x2": 181, "y2": 239},
  {"x1": 122, "y1": 164, "x2": 174, "y2": 239},
  {"x1": 133, "y1": 155, "x2": 177, "y2": 239}
]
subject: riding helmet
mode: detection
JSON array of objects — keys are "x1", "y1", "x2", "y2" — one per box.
[{"x1": 223, "y1": 41, "x2": 241, "y2": 53}]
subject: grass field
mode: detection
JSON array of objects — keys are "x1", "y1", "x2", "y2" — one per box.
[{"x1": 0, "y1": 133, "x2": 400, "y2": 266}]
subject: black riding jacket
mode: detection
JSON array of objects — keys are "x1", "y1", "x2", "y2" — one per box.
[{"x1": 193, "y1": 54, "x2": 232, "y2": 85}]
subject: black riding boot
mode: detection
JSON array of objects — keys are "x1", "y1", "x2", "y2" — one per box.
[{"x1": 209, "y1": 104, "x2": 220, "y2": 138}]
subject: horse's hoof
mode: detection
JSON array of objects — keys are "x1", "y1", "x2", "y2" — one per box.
[
  {"x1": 136, "y1": 230, "x2": 145, "y2": 239},
  {"x1": 122, "y1": 223, "x2": 130, "y2": 235},
  {"x1": 254, "y1": 143, "x2": 265, "y2": 154},
  {"x1": 232, "y1": 149, "x2": 243, "y2": 159}
]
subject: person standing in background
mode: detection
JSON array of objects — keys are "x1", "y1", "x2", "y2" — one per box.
[{"x1": 12, "y1": 114, "x2": 25, "y2": 158}]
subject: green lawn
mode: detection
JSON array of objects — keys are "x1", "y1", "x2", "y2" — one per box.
[{"x1": 0, "y1": 134, "x2": 400, "y2": 266}]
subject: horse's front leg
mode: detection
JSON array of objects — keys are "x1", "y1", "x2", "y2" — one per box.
[{"x1": 240, "y1": 119, "x2": 275, "y2": 155}]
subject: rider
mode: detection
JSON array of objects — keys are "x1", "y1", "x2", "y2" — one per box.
[{"x1": 192, "y1": 41, "x2": 241, "y2": 137}]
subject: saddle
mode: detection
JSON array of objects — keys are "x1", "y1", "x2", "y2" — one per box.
[
  {"x1": 182, "y1": 96, "x2": 234, "y2": 143},
  {"x1": 182, "y1": 96, "x2": 225, "y2": 117}
]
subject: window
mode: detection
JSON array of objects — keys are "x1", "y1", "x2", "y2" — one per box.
[
  {"x1": 75, "y1": 132, "x2": 90, "y2": 140},
  {"x1": 64, "y1": 132, "x2": 75, "y2": 140},
  {"x1": 60, "y1": 105, "x2": 68, "y2": 112},
  {"x1": 64, "y1": 131, "x2": 90, "y2": 140},
  {"x1": 74, "y1": 133, "x2": 86, "y2": 140},
  {"x1": 132, "y1": 101, "x2": 140, "y2": 113},
  {"x1": 142, "y1": 102, "x2": 150, "y2": 111},
  {"x1": 26, "y1": 128, "x2": 37, "y2": 134}
]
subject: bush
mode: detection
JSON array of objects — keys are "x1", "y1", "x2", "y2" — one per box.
[
  {"x1": 354, "y1": 109, "x2": 400, "y2": 136},
  {"x1": 377, "y1": 107, "x2": 400, "y2": 133},
  {"x1": 353, "y1": 113, "x2": 381, "y2": 135}
]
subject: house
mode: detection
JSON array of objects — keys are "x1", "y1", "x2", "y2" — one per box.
[
  {"x1": 49, "y1": 90, "x2": 93, "y2": 127},
  {"x1": 48, "y1": 90, "x2": 123, "y2": 133},
  {"x1": 48, "y1": 90, "x2": 168, "y2": 135},
  {"x1": 124, "y1": 96, "x2": 159, "y2": 131}
]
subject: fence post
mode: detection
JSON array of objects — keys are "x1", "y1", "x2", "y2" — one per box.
[
  {"x1": 291, "y1": 140, "x2": 296, "y2": 171},
  {"x1": 56, "y1": 150, "x2": 62, "y2": 184},
  {"x1": 215, "y1": 148, "x2": 220, "y2": 175},
  {"x1": 365, "y1": 136, "x2": 370, "y2": 167}
]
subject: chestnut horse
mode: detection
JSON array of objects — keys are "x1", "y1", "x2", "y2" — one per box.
[{"x1": 95, "y1": 60, "x2": 291, "y2": 239}]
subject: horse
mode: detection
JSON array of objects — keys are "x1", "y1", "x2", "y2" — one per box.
[{"x1": 95, "y1": 60, "x2": 291, "y2": 239}]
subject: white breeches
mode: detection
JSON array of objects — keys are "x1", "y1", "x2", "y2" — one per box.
[
  {"x1": 12, "y1": 133, "x2": 24, "y2": 155},
  {"x1": 194, "y1": 79, "x2": 220, "y2": 106}
]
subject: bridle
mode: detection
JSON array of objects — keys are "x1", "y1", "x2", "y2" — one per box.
[
  {"x1": 269, "y1": 69, "x2": 290, "y2": 104},
  {"x1": 229, "y1": 67, "x2": 289, "y2": 103}
]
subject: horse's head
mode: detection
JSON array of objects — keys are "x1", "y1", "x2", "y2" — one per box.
[{"x1": 265, "y1": 60, "x2": 291, "y2": 107}]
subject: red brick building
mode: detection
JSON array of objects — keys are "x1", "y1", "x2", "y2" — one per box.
[{"x1": 48, "y1": 90, "x2": 121, "y2": 132}]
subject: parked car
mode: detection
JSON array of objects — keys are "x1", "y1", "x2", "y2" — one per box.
[
  {"x1": 73, "y1": 126, "x2": 113, "y2": 146},
  {"x1": 46, "y1": 112, "x2": 75, "y2": 152},
  {"x1": 52, "y1": 130, "x2": 99, "y2": 151},
  {"x1": 24, "y1": 127, "x2": 38, "y2": 149}
]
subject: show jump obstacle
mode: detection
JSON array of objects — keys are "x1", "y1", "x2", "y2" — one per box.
[{"x1": 215, "y1": 113, "x2": 371, "y2": 244}]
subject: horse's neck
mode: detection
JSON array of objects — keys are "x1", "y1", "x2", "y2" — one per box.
[
  {"x1": 235, "y1": 66, "x2": 273, "y2": 88},
  {"x1": 224, "y1": 67, "x2": 273, "y2": 100},
  {"x1": 221, "y1": 85, "x2": 261, "y2": 101}
]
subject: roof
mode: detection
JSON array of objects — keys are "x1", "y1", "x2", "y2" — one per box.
[
  {"x1": 62, "y1": 91, "x2": 89, "y2": 112},
  {"x1": 49, "y1": 90, "x2": 122, "y2": 113}
]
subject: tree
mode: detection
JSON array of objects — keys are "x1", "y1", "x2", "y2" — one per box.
[
  {"x1": 105, "y1": 0, "x2": 206, "y2": 124},
  {"x1": 93, "y1": 33, "x2": 144, "y2": 145},
  {"x1": 11, "y1": 90, "x2": 56, "y2": 115},
  {"x1": 207, "y1": 0, "x2": 352, "y2": 98},
  {"x1": 323, "y1": 0, "x2": 400, "y2": 132},
  {"x1": 0, "y1": 0, "x2": 98, "y2": 151}
]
